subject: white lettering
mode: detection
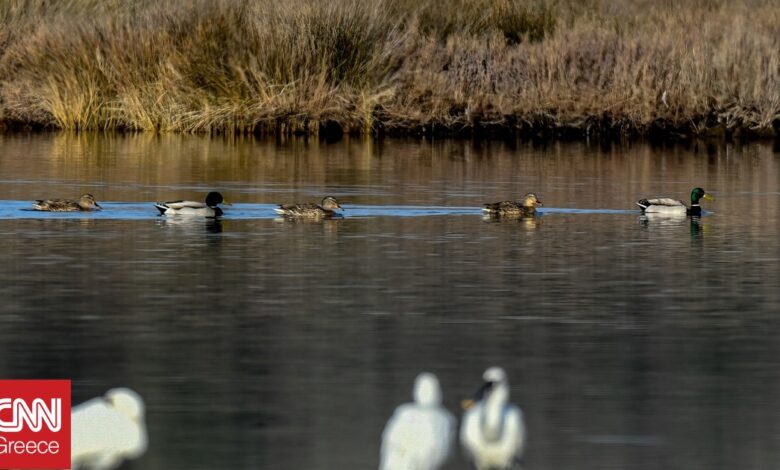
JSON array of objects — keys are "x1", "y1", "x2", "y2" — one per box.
[
  {"x1": 0, "y1": 436, "x2": 60, "y2": 455},
  {"x1": 0, "y1": 398, "x2": 61, "y2": 432}
]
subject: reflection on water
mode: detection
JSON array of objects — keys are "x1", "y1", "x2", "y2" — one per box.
[
  {"x1": 0, "y1": 134, "x2": 779, "y2": 469},
  {"x1": 157, "y1": 217, "x2": 224, "y2": 234}
]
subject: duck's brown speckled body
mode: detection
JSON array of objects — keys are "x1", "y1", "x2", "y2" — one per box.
[
  {"x1": 33, "y1": 194, "x2": 101, "y2": 212},
  {"x1": 275, "y1": 196, "x2": 343, "y2": 218},
  {"x1": 483, "y1": 193, "x2": 542, "y2": 217}
]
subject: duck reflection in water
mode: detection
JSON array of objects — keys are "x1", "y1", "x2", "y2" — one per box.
[
  {"x1": 639, "y1": 213, "x2": 707, "y2": 236},
  {"x1": 482, "y1": 213, "x2": 542, "y2": 230},
  {"x1": 690, "y1": 216, "x2": 705, "y2": 239},
  {"x1": 158, "y1": 216, "x2": 223, "y2": 234}
]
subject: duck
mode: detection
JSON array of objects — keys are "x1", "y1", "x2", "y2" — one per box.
[
  {"x1": 33, "y1": 194, "x2": 101, "y2": 211},
  {"x1": 482, "y1": 193, "x2": 542, "y2": 217},
  {"x1": 71, "y1": 388, "x2": 148, "y2": 470},
  {"x1": 380, "y1": 372, "x2": 456, "y2": 470},
  {"x1": 274, "y1": 196, "x2": 343, "y2": 218},
  {"x1": 154, "y1": 191, "x2": 225, "y2": 217},
  {"x1": 460, "y1": 367, "x2": 526, "y2": 470},
  {"x1": 636, "y1": 187, "x2": 712, "y2": 216}
]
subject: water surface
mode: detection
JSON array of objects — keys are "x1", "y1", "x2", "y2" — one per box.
[{"x1": 1, "y1": 134, "x2": 779, "y2": 469}]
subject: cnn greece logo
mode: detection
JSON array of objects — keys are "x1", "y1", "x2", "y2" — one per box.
[{"x1": 0, "y1": 380, "x2": 70, "y2": 469}]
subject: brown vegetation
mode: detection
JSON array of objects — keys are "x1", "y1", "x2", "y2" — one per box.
[{"x1": 0, "y1": 0, "x2": 778, "y2": 139}]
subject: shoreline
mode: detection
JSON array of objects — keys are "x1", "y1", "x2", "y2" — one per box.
[
  {"x1": 1, "y1": 0, "x2": 778, "y2": 142},
  {"x1": 2, "y1": 117, "x2": 777, "y2": 142}
]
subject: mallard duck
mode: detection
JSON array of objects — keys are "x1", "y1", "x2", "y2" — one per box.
[
  {"x1": 154, "y1": 191, "x2": 225, "y2": 217},
  {"x1": 636, "y1": 187, "x2": 712, "y2": 216},
  {"x1": 71, "y1": 388, "x2": 147, "y2": 470},
  {"x1": 460, "y1": 367, "x2": 526, "y2": 470},
  {"x1": 274, "y1": 196, "x2": 343, "y2": 218},
  {"x1": 33, "y1": 194, "x2": 101, "y2": 211},
  {"x1": 380, "y1": 373, "x2": 455, "y2": 470},
  {"x1": 482, "y1": 193, "x2": 542, "y2": 216}
]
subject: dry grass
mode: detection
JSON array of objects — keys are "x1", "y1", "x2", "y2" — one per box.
[{"x1": 0, "y1": 0, "x2": 778, "y2": 138}]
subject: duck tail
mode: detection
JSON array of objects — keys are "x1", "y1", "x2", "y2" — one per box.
[
  {"x1": 273, "y1": 207, "x2": 286, "y2": 215},
  {"x1": 153, "y1": 203, "x2": 168, "y2": 215},
  {"x1": 482, "y1": 203, "x2": 498, "y2": 213}
]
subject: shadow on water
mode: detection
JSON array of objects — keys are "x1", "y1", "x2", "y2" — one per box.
[{"x1": 0, "y1": 134, "x2": 779, "y2": 469}]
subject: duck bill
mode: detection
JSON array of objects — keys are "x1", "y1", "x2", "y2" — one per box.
[
  {"x1": 461, "y1": 380, "x2": 493, "y2": 410},
  {"x1": 702, "y1": 193, "x2": 713, "y2": 201},
  {"x1": 94, "y1": 203, "x2": 102, "y2": 209},
  {"x1": 535, "y1": 201, "x2": 543, "y2": 206},
  {"x1": 461, "y1": 399, "x2": 476, "y2": 410}
]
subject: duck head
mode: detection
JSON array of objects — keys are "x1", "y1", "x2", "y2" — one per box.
[
  {"x1": 105, "y1": 388, "x2": 145, "y2": 424},
  {"x1": 205, "y1": 192, "x2": 224, "y2": 208},
  {"x1": 321, "y1": 196, "x2": 343, "y2": 211},
  {"x1": 461, "y1": 366, "x2": 510, "y2": 410},
  {"x1": 78, "y1": 194, "x2": 101, "y2": 210},
  {"x1": 413, "y1": 372, "x2": 442, "y2": 406},
  {"x1": 522, "y1": 193, "x2": 542, "y2": 208},
  {"x1": 690, "y1": 187, "x2": 712, "y2": 205}
]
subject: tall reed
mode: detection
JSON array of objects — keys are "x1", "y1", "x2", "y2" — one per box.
[{"x1": 0, "y1": 0, "x2": 778, "y2": 138}]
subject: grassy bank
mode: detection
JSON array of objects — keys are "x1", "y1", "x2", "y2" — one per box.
[{"x1": 0, "y1": 0, "x2": 778, "y2": 139}]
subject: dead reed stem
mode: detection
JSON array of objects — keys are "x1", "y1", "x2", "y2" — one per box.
[{"x1": 0, "y1": 0, "x2": 778, "y2": 138}]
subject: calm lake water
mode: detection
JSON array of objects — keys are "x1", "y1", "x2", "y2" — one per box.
[{"x1": 0, "y1": 133, "x2": 779, "y2": 469}]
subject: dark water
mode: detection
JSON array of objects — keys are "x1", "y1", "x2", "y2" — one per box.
[{"x1": 1, "y1": 133, "x2": 779, "y2": 470}]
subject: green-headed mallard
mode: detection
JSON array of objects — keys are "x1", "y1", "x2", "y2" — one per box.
[
  {"x1": 636, "y1": 187, "x2": 712, "y2": 216},
  {"x1": 33, "y1": 194, "x2": 101, "y2": 211},
  {"x1": 482, "y1": 193, "x2": 542, "y2": 217},
  {"x1": 274, "y1": 196, "x2": 343, "y2": 218},
  {"x1": 154, "y1": 191, "x2": 225, "y2": 217}
]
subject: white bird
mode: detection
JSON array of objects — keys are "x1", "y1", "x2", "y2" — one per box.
[
  {"x1": 460, "y1": 367, "x2": 525, "y2": 470},
  {"x1": 71, "y1": 388, "x2": 148, "y2": 470},
  {"x1": 380, "y1": 372, "x2": 456, "y2": 470},
  {"x1": 154, "y1": 191, "x2": 225, "y2": 217}
]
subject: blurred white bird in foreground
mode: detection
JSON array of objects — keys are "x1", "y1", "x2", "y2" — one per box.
[
  {"x1": 71, "y1": 388, "x2": 148, "y2": 470},
  {"x1": 380, "y1": 372, "x2": 456, "y2": 470},
  {"x1": 460, "y1": 367, "x2": 525, "y2": 470}
]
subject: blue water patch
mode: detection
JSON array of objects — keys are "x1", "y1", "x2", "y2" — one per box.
[{"x1": 0, "y1": 200, "x2": 643, "y2": 220}]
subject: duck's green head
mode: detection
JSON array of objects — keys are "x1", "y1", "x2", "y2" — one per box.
[
  {"x1": 691, "y1": 187, "x2": 712, "y2": 204},
  {"x1": 205, "y1": 191, "x2": 224, "y2": 207}
]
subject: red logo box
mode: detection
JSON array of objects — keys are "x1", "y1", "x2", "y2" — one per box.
[{"x1": 0, "y1": 380, "x2": 71, "y2": 469}]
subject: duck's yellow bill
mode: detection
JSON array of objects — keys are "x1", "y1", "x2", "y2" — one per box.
[
  {"x1": 702, "y1": 193, "x2": 713, "y2": 201},
  {"x1": 461, "y1": 399, "x2": 475, "y2": 410}
]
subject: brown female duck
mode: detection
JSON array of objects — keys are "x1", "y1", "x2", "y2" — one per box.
[
  {"x1": 274, "y1": 196, "x2": 343, "y2": 218},
  {"x1": 482, "y1": 193, "x2": 542, "y2": 217},
  {"x1": 33, "y1": 194, "x2": 102, "y2": 211}
]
